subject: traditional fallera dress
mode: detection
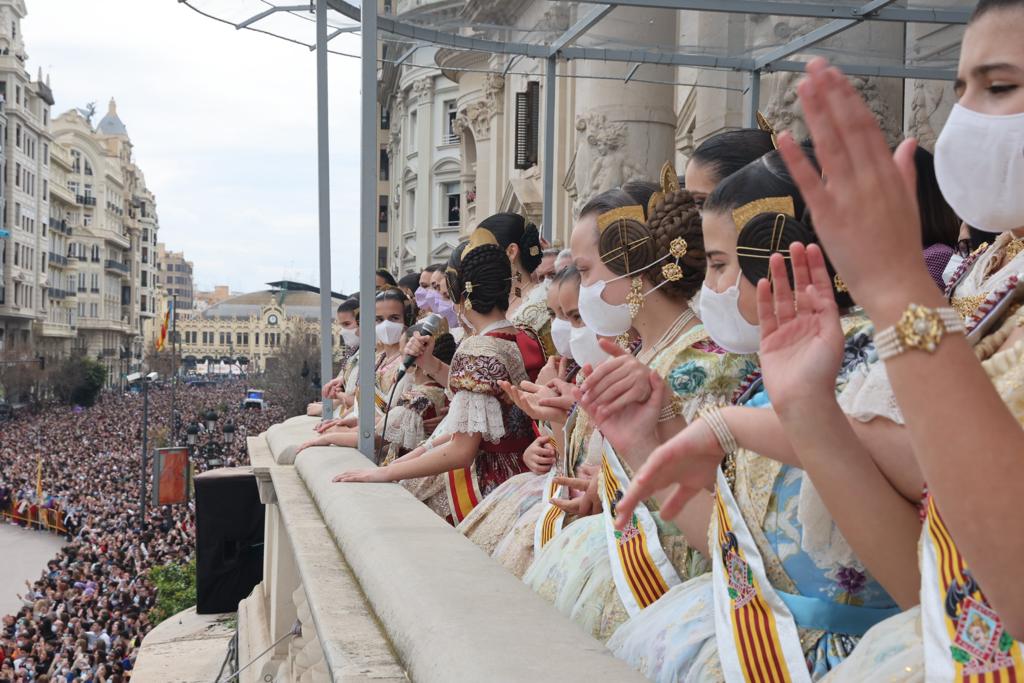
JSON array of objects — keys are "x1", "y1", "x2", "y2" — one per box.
[
  {"x1": 512, "y1": 279, "x2": 555, "y2": 357},
  {"x1": 524, "y1": 319, "x2": 756, "y2": 642},
  {"x1": 379, "y1": 380, "x2": 449, "y2": 464},
  {"x1": 608, "y1": 316, "x2": 901, "y2": 683},
  {"x1": 824, "y1": 267, "x2": 1024, "y2": 683},
  {"x1": 400, "y1": 323, "x2": 545, "y2": 524}
]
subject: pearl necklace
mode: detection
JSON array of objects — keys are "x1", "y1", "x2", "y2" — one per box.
[{"x1": 636, "y1": 308, "x2": 697, "y2": 365}]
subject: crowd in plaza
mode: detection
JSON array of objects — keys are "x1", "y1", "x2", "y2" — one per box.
[
  {"x1": 0, "y1": 381, "x2": 284, "y2": 682},
  {"x1": 296, "y1": 2, "x2": 1024, "y2": 680}
]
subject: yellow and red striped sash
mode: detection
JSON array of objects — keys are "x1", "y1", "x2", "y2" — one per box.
[
  {"x1": 922, "y1": 496, "x2": 1024, "y2": 682},
  {"x1": 598, "y1": 441, "x2": 680, "y2": 615},
  {"x1": 711, "y1": 468, "x2": 808, "y2": 683},
  {"x1": 535, "y1": 411, "x2": 580, "y2": 554},
  {"x1": 446, "y1": 465, "x2": 482, "y2": 524}
]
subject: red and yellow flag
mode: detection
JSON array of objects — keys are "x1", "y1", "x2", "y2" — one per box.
[{"x1": 156, "y1": 301, "x2": 173, "y2": 351}]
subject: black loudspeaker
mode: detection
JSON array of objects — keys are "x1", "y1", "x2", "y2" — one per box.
[{"x1": 195, "y1": 467, "x2": 265, "y2": 614}]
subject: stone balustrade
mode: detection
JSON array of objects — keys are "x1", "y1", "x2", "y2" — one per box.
[{"x1": 239, "y1": 414, "x2": 646, "y2": 683}]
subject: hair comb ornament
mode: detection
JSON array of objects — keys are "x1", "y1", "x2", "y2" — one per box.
[
  {"x1": 529, "y1": 245, "x2": 540, "y2": 257},
  {"x1": 464, "y1": 227, "x2": 499, "y2": 257},
  {"x1": 833, "y1": 274, "x2": 849, "y2": 293},
  {"x1": 756, "y1": 111, "x2": 779, "y2": 150},
  {"x1": 731, "y1": 196, "x2": 795, "y2": 233},
  {"x1": 646, "y1": 161, "x2": 682, "y2": 216},
  {"x1": 597, "y1": 205, "x2": 650, "y2": 274}
]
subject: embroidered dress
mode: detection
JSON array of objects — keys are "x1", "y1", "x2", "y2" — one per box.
[
  {"x1": 524, "y1": 327, "x2": 755, "y2": 642},
  {"x1": 825, "y1": 330, "x2": 1024, "y2": 683},
  {"x1": 608, "y1": 316, "x2": 899, "y2": 682},
  {"x1": 511, "y1": 280, "x2": 556, "y2": 357},
  {"x1": 401, "y1": 325, "x2": 545, "y2": 524},
  {"x1": 379, "y1": 381, "x2": 448, "y2": 463}
]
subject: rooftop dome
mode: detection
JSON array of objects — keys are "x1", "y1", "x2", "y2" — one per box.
[{"x1": 96, "y1": 98, "x2": 127, "y2": 136}]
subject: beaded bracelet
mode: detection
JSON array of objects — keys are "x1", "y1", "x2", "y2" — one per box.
[
  {"x1": 700, "y1": 405, "x2": 738, "y2": 455},
  {"x1": 657, "y1": 394, "x2": 685, "y2": 423}
]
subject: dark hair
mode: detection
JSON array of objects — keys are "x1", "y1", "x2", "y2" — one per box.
[
  {"x1": 423, "y1": 264, "x2": 444, "y2": 273},
  {"x1": 690, "y1": 129, "x2": 777, "y2": 186},
  {"x1": 337, "y1": 297, "x2": 359, "y2": 322},
  {"x1": 375, "y1": 269, "x2": 398, "y2": 287},
  {"x1": 476, "y1": 212, "x2": 543, "y2": 273},
  {"x1": 449, "y1": 243, "x2": 512, "y2": 314},
  {"x1": 705, "y1": 149, "x2": 854, "y2": 308},
  {"x1": 970, "y1": 0, "x2": 1024, "y2": 21},
  {"x1": 375, "y1": 287, "x2": 416, "y2": 326},
  {"x1": 914, "y1": 147, "x2": 960, "y2": 249},
  {"x1": 431, "y1": 332, "x2": 457, "y2": 365},
  {"x1": 398, "y1": 272, "x2": 420, "y2": 292}
]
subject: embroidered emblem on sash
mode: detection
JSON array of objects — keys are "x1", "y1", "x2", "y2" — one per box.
[{"x1": 722, "y1": 532, "x2": 756, "y2": 608}]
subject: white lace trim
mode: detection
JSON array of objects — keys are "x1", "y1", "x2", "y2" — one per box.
[
  {"x1": 380, "y1": 404, "x2": 427, "y2": 450},
  {"x1": 446, "y1": 390, "x2": 506, "y2": 443},
  {"x1": 837, "y1": 362, "x2": 905, "y2": 425}
]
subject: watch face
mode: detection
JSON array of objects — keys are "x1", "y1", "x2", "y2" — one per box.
[{"x1": 268, "y1": 314, "x2": 278, "y2": 325}]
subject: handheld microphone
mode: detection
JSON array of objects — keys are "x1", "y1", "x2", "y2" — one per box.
[{"x1": 395, "y1": 313, "x2": 446, "y2": 381}]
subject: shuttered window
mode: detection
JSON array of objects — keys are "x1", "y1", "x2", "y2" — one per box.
[{"x1": 514, "y1": 81, "x2": 540, "y2": 170}]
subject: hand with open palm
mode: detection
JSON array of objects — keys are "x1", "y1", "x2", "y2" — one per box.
[
  {"x1": 757, "y1": 243, "x2": 844, "y2": 412},
  {"x1": 588, "y1": 369, "x2": 666, "y2": 472}
]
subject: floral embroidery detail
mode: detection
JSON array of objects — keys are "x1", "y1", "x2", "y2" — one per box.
[
  {"x1": 838, "y1": 330, "x2": 875, "y2": 382},
  {"x1": 449, "y1": 353, "x2": 512, "y2": 395},
  {"x1": 721, "y1": 532, "x2": 756, "y2": 608},
  {"x1": 668, "y1": 361, "x2": 708, "y2": 395},
  {"x1": 833, "y1": 566, "x2": 867, "y2": 597}
]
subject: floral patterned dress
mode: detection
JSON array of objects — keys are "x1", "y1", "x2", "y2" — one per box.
[
  {"x1": 523, "y1": 326, "x2": 756, "y2": 642},
  {"x1": 608, "y1": 316, "x2": 898, "y2": 682},
  {"x1": 401, "y1": 326, "x2": 545, "y2": 523}
]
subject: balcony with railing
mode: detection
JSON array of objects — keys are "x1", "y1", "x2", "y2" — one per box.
[
  {"x1": 76, "y1": 195, "x2": 97, "y2": 207},
  {"x1": 48, "y1": 252, "x2": 69, "y2": 268},
  {"x1": 105, "y1": 259, "x2": 130, "y2": 275}
]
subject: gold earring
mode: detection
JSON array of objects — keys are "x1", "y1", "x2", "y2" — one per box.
[
  {"x1": 833, "y1": 274, "x2": 848, "y2": 293},
  {"x1": 626, "y1": 277, "x2": 645, "y2": 318}
]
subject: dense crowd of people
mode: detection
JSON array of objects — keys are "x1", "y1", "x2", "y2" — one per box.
[
  {"x1": 295, "y1": 3, "x2": 1024, "y2": 681},
  {"x1": 0, "y1": 381, "x2": 284, "y2": 682}
]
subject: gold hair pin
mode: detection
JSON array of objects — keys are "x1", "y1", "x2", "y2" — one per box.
[
  {"x1": 731, "y1": 196, "x2": 795, "y2": 233},
  {"x1": 464, "y1": 227, "x2": 498, "y2": 257},
  {"x1": 756, "y1": 111, "x2": 779, "y2": 150},
  {"x1": 646, "y1": 161, "x2": 681, "y2": 216}
]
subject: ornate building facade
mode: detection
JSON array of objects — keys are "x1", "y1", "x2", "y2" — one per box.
[{"x1": 378, "y1": 2, "x2": 969, "y2": 257}]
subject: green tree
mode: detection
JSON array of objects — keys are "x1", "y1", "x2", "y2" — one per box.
[
  {"x1": 148, "y1": 557, "x2": 197, "y2": 625},
  {"x1": 51, "y1": 355, "x2": 108, "y2": 407}
]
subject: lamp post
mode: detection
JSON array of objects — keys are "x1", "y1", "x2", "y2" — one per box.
[{"x1": 186, "y1": 410, "x2": 235, "y2": 468}]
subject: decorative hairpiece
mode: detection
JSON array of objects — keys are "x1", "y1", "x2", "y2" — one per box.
[
  {"x1": 596, "y1": 205, "x2": 650, "y2": 274},
  {"x1": 463, "y1": 280, "x2": 474, "y2": 310},
  {"x1": 833, "y1": 274, "x2": 848, "y2": 293},
  {"x1": 529, "y1": 245, "x2": 540, "y2": 256},
  {"x1": 731, "y1": 196, "x2": 795, "y2": 233},
  {"x1": 646, "y1": 161, "x2": 681, "y2": 216},
  {"x1": 756, "y1": 111, "x2": 779, "y2": 150},
  {"x1": 736, "y1": 213, "x2": 791, "y2": 277},
  {"x1": 464, "y1": 227, "x2": 499, "y2": 257}
]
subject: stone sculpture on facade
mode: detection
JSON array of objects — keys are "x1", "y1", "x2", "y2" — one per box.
[
  {"x1": 907, "y1": 80, "x2": 947, "y2": 151},
  {"x1": 572, "y1": 113, "x2": 645, "y2": 215}
]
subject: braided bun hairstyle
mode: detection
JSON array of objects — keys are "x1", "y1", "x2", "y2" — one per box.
[
  {"x1": 477, "y1": 212, "x2": 543, "y2": 273},
  {"x1": 432, "y1": 332, "x2": 457, "y2": 365},
  {"x1": 451, "y1": 243, "x2": 512, "y2": 314},
  {"x1": 644, "y1": 189, "x2": 705, "y2": 301}
]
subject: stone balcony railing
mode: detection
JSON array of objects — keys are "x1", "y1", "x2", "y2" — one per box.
[{"x1": 238, "y1": 415, "x2": 646, "y2": 683}]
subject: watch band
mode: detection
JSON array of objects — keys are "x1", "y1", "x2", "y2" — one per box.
[{"x1": 876, "y1": 304, "x2": 965, "y2": 361}]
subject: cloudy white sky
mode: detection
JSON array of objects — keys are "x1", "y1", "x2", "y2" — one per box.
[{"x1": 25, "y1": 0, "x2": 366, "y2": 294}]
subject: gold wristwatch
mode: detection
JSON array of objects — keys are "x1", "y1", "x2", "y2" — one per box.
[{"x1": 875, "y1": 303, "x2": 965, "y2": 361}]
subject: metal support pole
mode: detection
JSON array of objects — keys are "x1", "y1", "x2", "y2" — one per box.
[
  {"x1": 744, "y1": 70, "x2": 761, "y2": 129},
  {"x1": 316, "y1": 0, "x2": 335, "y2": 421},
  {"x1": 170, "y1": 294, "x2": 177, "y2": 445},
  {"x1": 357, "y1": 0, "x2": 378, "y2": 458},
  {"x1": 141, "y1": 378, "x2": 149, "y2": 529},
  {"x1": 541, "y1": 56, "x2": 557, "y2": 244}
]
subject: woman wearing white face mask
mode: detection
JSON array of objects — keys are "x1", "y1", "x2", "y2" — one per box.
[
  {"x1": 524, "y1": 167, "x2": 756, "y2": 643},
  {"x1": 457, "y1": 266, "x2": 587, "y2": 577},
  {"x1": 606, "y1": 149, "x2": 905, "y2": 683},
  {"x1": 295, "y1": 289, "x2": 411, "y2": 452},
  {"x1": 333, "y1": 240, "x2": 547, "y2": 527}
]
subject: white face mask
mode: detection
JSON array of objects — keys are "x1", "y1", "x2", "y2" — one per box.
[
  {"x1": 578, "y1": 279, "x2": 633, "y2": 337},
  {"x1": 550, "y1": 318, "x2": 572, "y2": 358},
  {"x1": 935, "y1": 104, "x2": 1024, "y2": 233},
  {"x1": 699, "y1": 273, "x2": 761, "y2": 354},
  {"x1": 569, "y1": 325, "x2": 611, "y2": 368},
  {"x1": 340, "y1": 327, "x2": 360, "y2": 348},
  {"x1": 375, "y1": 320, "x2": 405, "y2": 346}
]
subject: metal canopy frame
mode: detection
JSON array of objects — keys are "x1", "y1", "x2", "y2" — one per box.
[{"x1": 182, "y1": 0, "x2": 970, "y2": 465}]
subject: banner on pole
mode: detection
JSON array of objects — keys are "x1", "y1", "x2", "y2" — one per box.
[{"x1": 152, "y1": 447, "x2": 191, "y2": 506}]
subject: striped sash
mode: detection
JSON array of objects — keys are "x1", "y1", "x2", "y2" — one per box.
[
  {"x1": 446, "y1": 465, "x2": 483, "y2": 524},
  {"x1": 534, "y1": 409, "x2": 579, "y2": 554},
  {"x1": 599, "y1": 440, "x2": 681, "y2": 615},
  {"x1": 921, "y1": 496, "x2": 1024, "y2": 682},
  {"x1": 711, "y1": 468, "x2": 809, "y2": 683}
]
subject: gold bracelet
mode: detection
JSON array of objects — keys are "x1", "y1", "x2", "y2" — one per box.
[{"x1": 657, "y1": 395, "x2": 685, "y2": 422}]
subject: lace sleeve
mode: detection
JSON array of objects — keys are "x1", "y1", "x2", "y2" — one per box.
[
  {"x1": 837, "y1": 362, "x2": 904, "y2": 425},
  {"x1": 446, "y1": 390, "x2": 506, "y2": 443}
]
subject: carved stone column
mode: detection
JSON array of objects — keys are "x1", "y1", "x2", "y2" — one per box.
[{"x1": 570, "y1": 6, "x2": 677, "y2": 215}]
